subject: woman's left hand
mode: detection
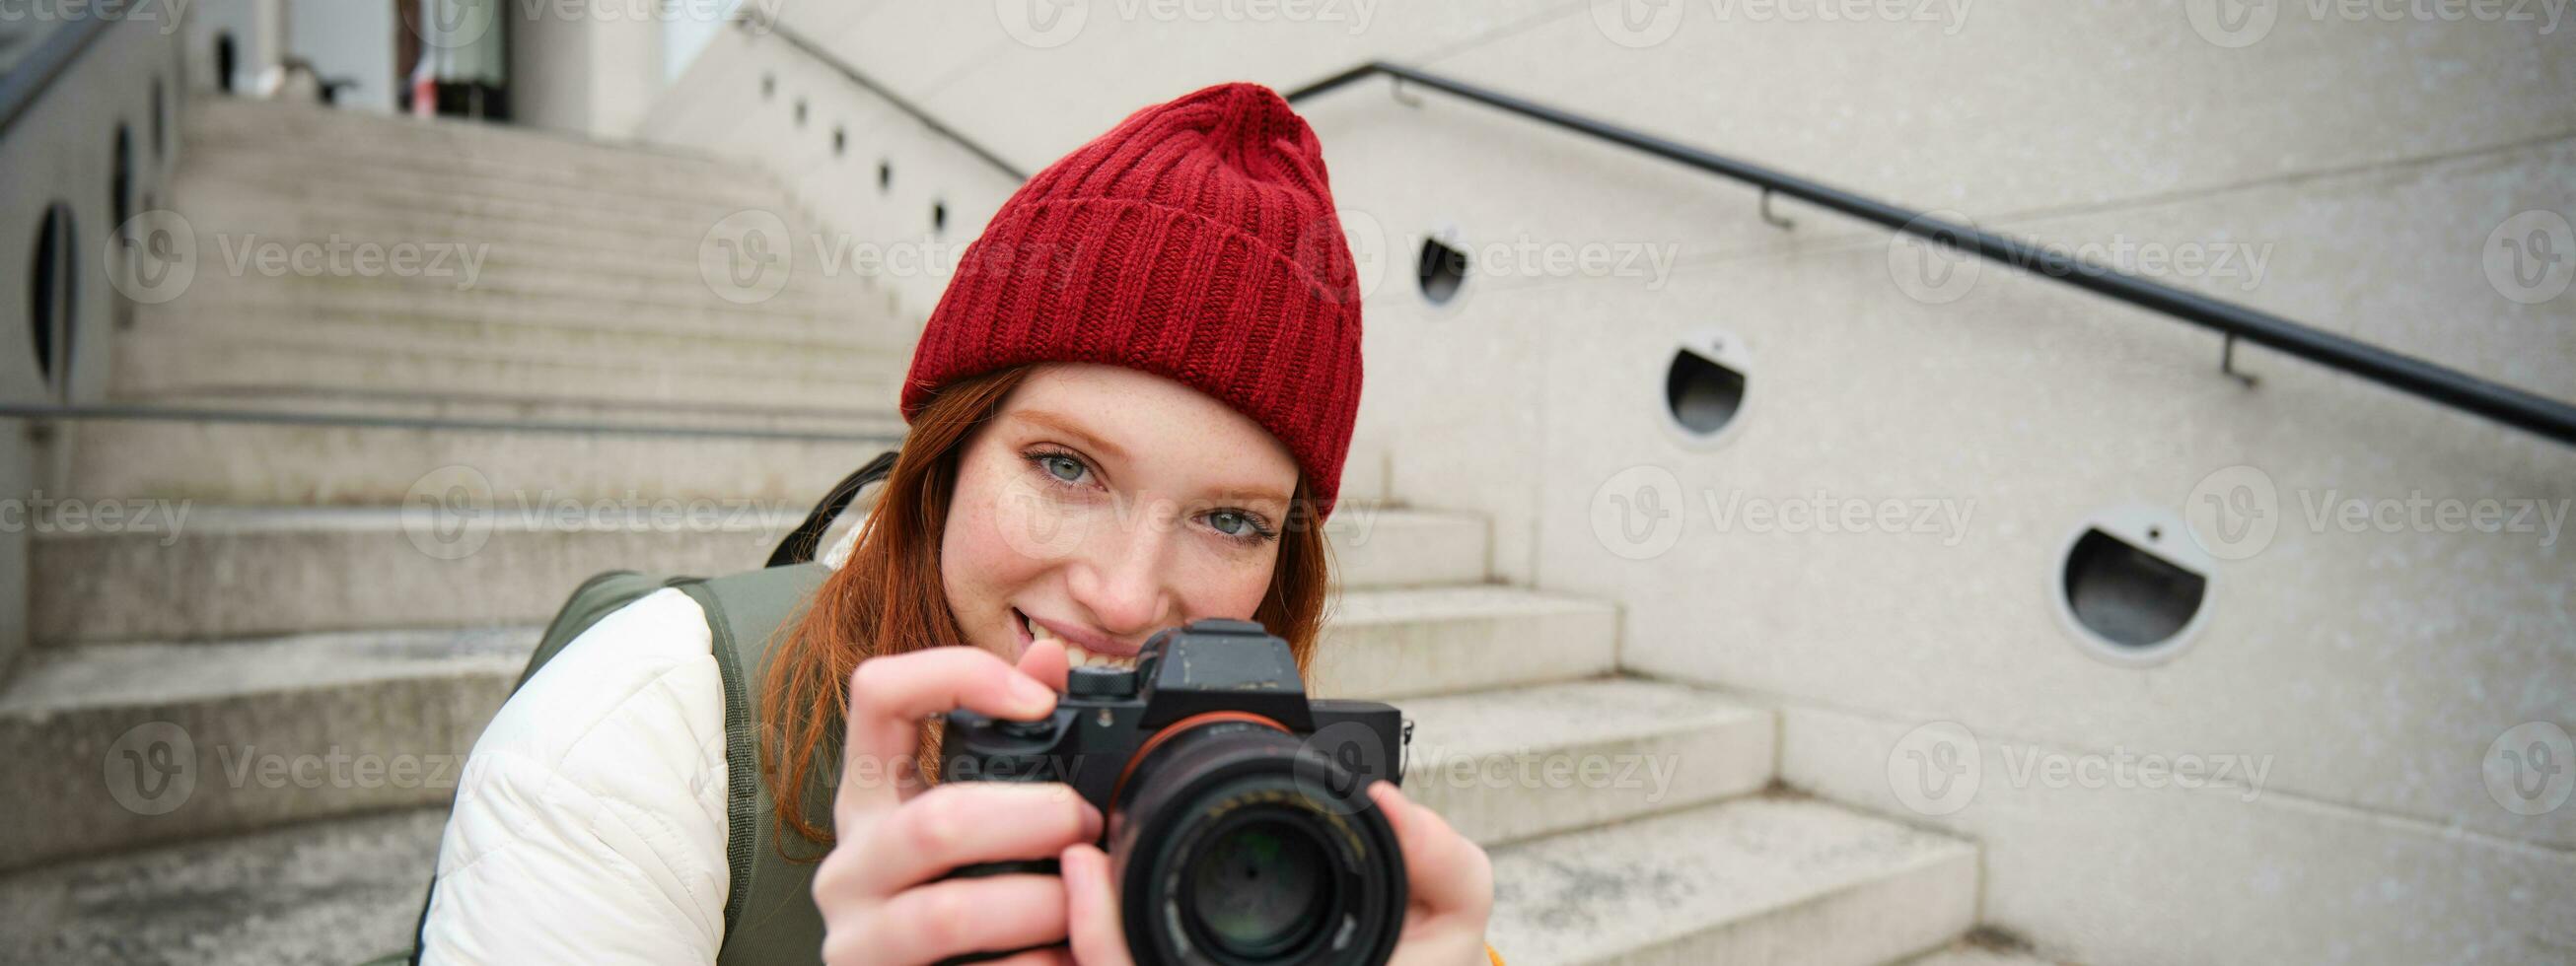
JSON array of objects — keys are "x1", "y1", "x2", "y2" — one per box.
[{"x1": 1059, "y1": 781, "x2": 1495, "y2": 966}]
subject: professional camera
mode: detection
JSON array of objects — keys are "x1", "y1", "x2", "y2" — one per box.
[{"x1": 941, "y1": 618, "x2": 1412, "y2": 966}]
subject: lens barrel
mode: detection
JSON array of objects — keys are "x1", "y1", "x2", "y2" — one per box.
[{"x1": 1109, "y1": 718, "x2": 1405, "y2": 966}]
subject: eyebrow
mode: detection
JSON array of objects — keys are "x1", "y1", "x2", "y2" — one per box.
[
  {"x1": 1011, "y1": 409, "x2": 1130, "y2": 463},
  {"x1": 1010, "y1": 408, "x2": 1292, "y2": 508}
]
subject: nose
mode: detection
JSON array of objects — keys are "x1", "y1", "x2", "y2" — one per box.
[{"x1": 1065, "y1": 499, "x2": 1177, "y2": 642}]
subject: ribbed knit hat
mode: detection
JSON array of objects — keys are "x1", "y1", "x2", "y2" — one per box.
[{"x1": 900, "y1": 81, "x2": 1364, "y2": 520}]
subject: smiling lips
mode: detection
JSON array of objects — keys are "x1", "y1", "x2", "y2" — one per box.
[{"x1": 1017, "y1": 608, "x2": 1141, "y2": 670}]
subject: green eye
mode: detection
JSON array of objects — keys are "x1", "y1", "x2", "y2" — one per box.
[
  {"x1": 1208, "y1": 511, "x2": 1252, "y2": 536},
  {"x1": 1040, "y1": 454, "x2": 1085, "y2": 483}
]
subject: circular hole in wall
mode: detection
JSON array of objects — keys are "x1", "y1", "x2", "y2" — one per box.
[
  {"x1": 878, "y1": 161, "x2": 892, "y2": 192},
  {"x1": 1416, "y1": 235, "x2": 1467, "y2": 306},
  {"x1": 931, "y1": 200, "x2": 947, "y2": 235},
  {"x1": 1660, "y1": 328, "x2": 1753, "y2": 448},
  {"x1": 2054, "y1": 506, "x2": 2212, "y2": 665},
  {"x1": 29, "y1": 202, "x2": 78, "y2": 392}
]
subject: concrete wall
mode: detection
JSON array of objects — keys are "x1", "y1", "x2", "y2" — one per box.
[
  {"x1": 0, "y1": 15, "x2": 188, "y2": 680},
  {"x1": 508, "y1": 0, "x2": 675, "y2": 138},
  {"x1": 628, "y1": 4, "x2": 2573, "y2": 963}
]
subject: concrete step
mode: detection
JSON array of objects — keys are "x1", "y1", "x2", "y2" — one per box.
[
  {"x1": 182, "y1": 148, "x2": 792, "y2": 220},
  {"x1": 160, "y1": 191, "x2": 870, "y2": 280},
  {"x1": 1400, "y1": 678, "x2": 1774, "y2": 848},
  {"x1": 0, "y1": 794, "x2": 1972, "y2": 965},
  {"x1": 29, "y1": 507, "x2": 1485, "y2": 644},
  {"x1": 130, "y1": 282, "x2": 901, "y2": 345},
  {"x1": 188, "y1": 96, "x2": 753, "y2": 186},
  {"x1": 121, "y1": 311, "x2": 916, "y2": 369},
  {"x1": 177, "y1": 166, "x2": 798, "y2": 243},
  {"x1": 108, "y1": 329, "x2": 907, "y2": 412},
  {"x1": 139, "y1": 236, "x2": 892, "y2": 316},
  {"x1": 0, "y1": 627, "x2": 530, "y2": 871},
  {"x1": 1901, "y1": 941, "x2": 2067, "y2": 966},
  {"x1": 2, "y1": 581, "x2": 1597, "y2": 865},
  {"x1": 1311, "y1": 586, "x2": 1618, "y2": 700},
  {"x1": 0, "y1": 805, "x2": 449, "y2": 966},
  {"x1": 62, "y1": 413, "x2": 902, "y2": 506},
  {"x1": 1485, "y1": 794, "x2": 1979, "y2": 965}
]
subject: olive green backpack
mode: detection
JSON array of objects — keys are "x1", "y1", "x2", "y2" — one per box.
[{"x1": 386, "y1": 452, "x2": 895, "y2": 966}]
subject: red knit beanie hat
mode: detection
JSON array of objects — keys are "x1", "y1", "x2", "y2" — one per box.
[{"x1": 900, "y1": 81, "x2": 1365, "y2": 520}]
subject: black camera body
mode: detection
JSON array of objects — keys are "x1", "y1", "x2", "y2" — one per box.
[{"x1": 942, "y1": 618, "x2": 1410, "y2": 966}]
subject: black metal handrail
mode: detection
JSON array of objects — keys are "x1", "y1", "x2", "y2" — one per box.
[
  {"x1": 0, "y1": 0, "x2": 133, "y2": 141},
  {"x1": 1284, "y1": 62, "x2": 2576, "y2": 448},
  {"x1": 731, "y1": 11, "x2": 1029, "y2": 181}
]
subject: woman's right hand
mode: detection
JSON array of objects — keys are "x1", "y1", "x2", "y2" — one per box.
[{"x1": 814, "y1": 641, "x2": 1096, "y2": 966}]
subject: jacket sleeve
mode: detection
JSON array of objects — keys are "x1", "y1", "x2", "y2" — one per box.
[{"x1": 419, "y1": 588, "x2": 733, "y2": 965}]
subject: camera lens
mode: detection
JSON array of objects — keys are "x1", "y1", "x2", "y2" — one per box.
[
  {"x1": 1109, "y1": 718, "x2": 1404, "y2": 965},
  {"x1": 1185, "y1": 819, "x2": 1333, "y2": 958}
]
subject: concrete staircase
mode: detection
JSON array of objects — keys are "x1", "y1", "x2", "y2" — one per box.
[{"x1": 3, "y1": 99, "x2": 1999, "y2": 965}]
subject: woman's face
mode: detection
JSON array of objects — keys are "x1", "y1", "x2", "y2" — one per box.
[{"x1": 941, "y1": 363, "x2": 1302, "y2": 669}]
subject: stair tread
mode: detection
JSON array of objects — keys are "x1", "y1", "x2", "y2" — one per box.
[
  {"x1": 1332, "y1": 584, "x2": 1613, "y2": 622},
  {"x1": 0, "y1": 794, "x2": 1970, "y2": 966},
  {"x1": 0, "y1": 805, "x2": 448, "y2": 966},
  {"x1": 1402, "y1": 677, "x2": 1766, "y2": 761},
  {"x1": 1486, "y1": 794, "x2": 1976, "y2": 964},
  {"x1": 0, "y1": 628, "x2": 537, "y2": 717}
]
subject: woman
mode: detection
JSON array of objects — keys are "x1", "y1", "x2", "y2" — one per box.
[{"x1": 418, "y1": 81, "x2": 1495, "y2": 964}]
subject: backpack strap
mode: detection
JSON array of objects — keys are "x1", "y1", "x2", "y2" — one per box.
[{"x1": 687, "y1": 564, "x2": 837, "y2": 966}]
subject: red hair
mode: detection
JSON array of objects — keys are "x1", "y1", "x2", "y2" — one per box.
[{"x1": 760, "y1": 365, "x2": 1335, "y2": 854}]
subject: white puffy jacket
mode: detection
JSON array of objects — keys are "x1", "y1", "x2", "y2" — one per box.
[
  {"x1": 418, "y1": 584, "x2": 734, "y2": 963},
  {"x1": 418, "y1": 521, "x2": 875, "y2": 962}
]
